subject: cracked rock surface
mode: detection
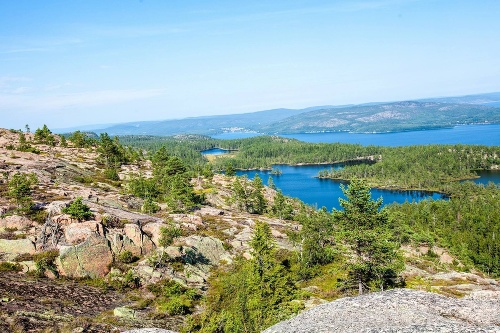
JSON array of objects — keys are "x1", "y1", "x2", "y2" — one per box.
[{"x1": 263, "y1": 289, "x2": 500, "y2": 333}]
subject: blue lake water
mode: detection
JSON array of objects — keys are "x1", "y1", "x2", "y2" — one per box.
[
  {"x1": 212, "y1": 124, "x2": 500, "y2": 146},
  {"x1": 236, "y1": 164, "x2": 446, "y2": 211},
  {"x1": 201, "y1": 148, "x2": 232, "y2": 155},
  {"x1": 471, "y1": 170, "x2": 500, "y2": 185},
  {"x1": 209, "y1": 125, "x2": 500, "y2": 210}
]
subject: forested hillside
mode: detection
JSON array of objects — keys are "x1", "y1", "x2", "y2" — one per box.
[
  {"x1": 56, "y1": 92, "x2": 500, "y2": 136},
  {"x1": 260, "y1": 101, "x2": 500, "y2": 134}
]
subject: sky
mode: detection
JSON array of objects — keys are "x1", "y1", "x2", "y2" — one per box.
[{"x1": 1, "y1": 0, "x2": 500, "y2": 130}]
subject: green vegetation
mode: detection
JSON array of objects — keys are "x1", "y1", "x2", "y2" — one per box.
[
  {"x1": 16, "y1": 132, "x2": 40, "y2": 154},
  {"x1": 62, "y1": 197, "x2": 93, "y2": 221},
  {"x1": 128, "y1": 147, "x2": 203, "y2": 213},
  {"x1": 387, "y1": 181, "x2": 500, "y2": 277},
  {"x1": 334, "y1": 179, "x2": 404, "y2": 294},
  {"x1": 7, "y1": 172, "x2": 38, "y2": 213},
  {"x1": 67, "y1": 130, "x2": 97, "y2": 148},
  {"x1": 322, "y1": 144, "x2": 499, "y2": 190},
  {"x1": 33, "y1": 249, "x2": 59, "y2": 278},
  {"x1": 34, "y1": 124, "x2": 56, "y2": 146},
  {"x1": 117, "y1": 250, "x2": 138, "y2": 264},
  {"x1": 0, "y1": 261, "x2": 22, "y2": 272},
  {"x1": 229, "y1": 174, "x2": 267, "y2": 214},
  {"x1": 120, "y1": 135, "x2": 498, "y2": 193},
  {"x1": 158, "y1": 222, "x2": 183, "y2": 247},
  {"x1": 191, "y1": 222, "x2": 301, "y2": 333},
  {"x1": 147, "y1": 279, "x2": 200, "y2": 316}
]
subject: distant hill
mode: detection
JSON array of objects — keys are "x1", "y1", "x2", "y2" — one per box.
[
  {"x1": 422, "y1": 91, "x2": 500, "y2": 105},
  {"x1": 56, "y1": 92, "x2": 500, "y2": 136},
  {"x1": 90, "y1": 107, "x2": 329, "y2": 136},
  {"x1": 260, "y1": 101, "x2": 500, "y2": 134}
]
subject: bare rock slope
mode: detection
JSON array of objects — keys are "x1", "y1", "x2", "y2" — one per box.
[{"x1": 263, "y1": 289, "x2": 500, "y2": 333}]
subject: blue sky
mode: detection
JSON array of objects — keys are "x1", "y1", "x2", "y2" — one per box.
[{"x1": 1, "y1": 0, "x2": 499, "y2": 130}]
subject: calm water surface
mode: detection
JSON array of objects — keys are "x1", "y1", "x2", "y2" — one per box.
[
  {"x1": 201, "y1": 148, "x2": 232, "y2": 155},
  {"x1": 236, "y1": 164, "x2": 446, "y2": 211},
  {"x1": 471, "y1": 170, "x2": 500, "y2": 185},
  {"x1": 212, "y1": 124, "x2": 500, "y2": 146}
]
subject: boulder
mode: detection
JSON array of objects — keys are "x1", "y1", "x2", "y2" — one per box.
[
  {"x1": 124, "y1": 223, "x2": 142, "y2": 246},
  {"x1": 142, "y1": 222, "x2": 165, "y2": 246},
  {"x1": 0, "y1": 215, "x2": 34, "y2": 230},
  {"x1": 196, "y1": 207, "x2": 224, "y2": 216},
  {"x1": 57, "y1": 235, "x2": 113, "y2": 278},
  {"x1": 64, "y1": 221, "x2": 103, "y2": 244},
  {"x1": 123, "y1": 223, "x2": 155, "y2": 255},
  {"x1": 0, "y1": 238, "x2": 36, "y2": 260},
  {"x1": 183, "y1": 235, "x2": 232, "y2": 265},
  {"x1": 113, "y1": 306, "x2": 136, "y2": 319},
  {"x1": 45, "y1": 201, "x2": 69, "y2": 216},
  {"x1": 108, "y1": 232, "x2": 142, "y2": 257}
]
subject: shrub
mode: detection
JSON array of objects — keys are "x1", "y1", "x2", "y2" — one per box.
[
  {"x1": 62, "y1": 197, "x2": 93, "y2": 221},
  {"x1": 157, "y1": 295, "x2": 192, "y2": 315},
  {"x1": 117, "y1": 250, "x2": 137, "y2": 264},
  {"x1": 142, "y1": 197, "x2": 160, "y2": 214},
  {"x1": 0, "y1": 261, "x2": 22, "y2": 272},
  {"x1": 159, "y1": 222, "x2": 182, "y2": 247},
  {"x1": 7, "y1": 172, "x2": 38, "y2": 213},
  {"x1": 109, "y1": 269, "x2": 141, "y2": 291},
  {"x1": 33, "y1": 249, "x2": 59, "y2": 278},
  {"x1": 104, "y1": 168, "x2": 120, "y2": 181}
]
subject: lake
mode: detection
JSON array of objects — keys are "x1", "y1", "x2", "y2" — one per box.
[
  {"x1": 201, "y1": 148, "x2": 233, "y2": 155},
  {"x1": 236, "y1": 164, "x2": 446, "y2": 211},
  {"x1": 209, "y1": 125, "x2": 500, "y2": 210},
  {"x1": 212, "y1": 124, "x2": 500, "y2": 146},
  {"x1": 471, "y1": 170, "x2": 500, "y2": 185}
]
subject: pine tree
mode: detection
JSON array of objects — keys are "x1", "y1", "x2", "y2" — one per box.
[
  {"x1": 333, "y1": 179, "x2": 403, "y2": 294},
  {"x1": 225, "y1": 162, "x2": 236, "y2": 177},
  {"x1": 7, "y1": 173, "x2": 38, "y2": 213}
]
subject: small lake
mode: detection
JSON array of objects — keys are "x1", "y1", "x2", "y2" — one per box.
[
  {"x1": 201, "y1": 148, "x2": 233, "y2": 155},
  {"x1": 471, "y1": 170, "x2": 500, "y2": 185},
  {"x1": 236, "y1": 164, "x2": 446, "y2": 211},
  {"x1": 212, "y1": 124, "x2": 500, "y2": 146}
]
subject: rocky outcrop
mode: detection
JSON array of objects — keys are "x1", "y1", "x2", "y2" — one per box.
[
  {"x1": 57, "y1": 235, "x2": 113, "y2": 278},
  {"x1": 183, "y1": 235, "x2": 232, "y2": 265},
  {"x1": 63, "y1": 221, "x2": 104, "y2": 244},
  {"x1": 263, "y1": 289, "x2": 500, "y2": 333},
  {"x1": 107, "y1": 226, "x2": 155, "y2": 258},
  {"x1": 170, "y1": 213, "x2": 204, "y2": 230},
  {"x1": 109, "y1": 232, "x2": 142, "y2": 257},
  {"x1": 142, "y1": 221, "x2": 166, "y2": 246},
  {"x1": 0, "y1": 238, "x2": 36, "y2": 260},
  {"x1": 45, "y1": 200, "x2": 69, "y2": 216},
  {"x1": 0, "y1": 215, "x2": 34, "y2": 230}
]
